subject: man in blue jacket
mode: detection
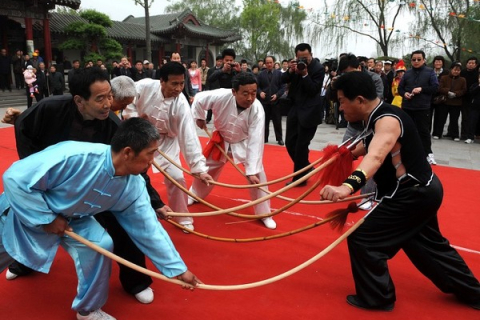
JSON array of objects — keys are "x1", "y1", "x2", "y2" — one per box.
[{"x1": 398, "y1": 50, "x2": 439, "y2": 165}]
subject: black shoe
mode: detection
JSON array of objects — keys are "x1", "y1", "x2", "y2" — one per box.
[
  {"x1": 346, "y1": 295, "x2": 394, "y2": 312},
  {"x1": 277, "y1": 140, "x2": 284, "y2": 146},
  {"x1": 286, "y1": 180, "x2": 307, "y2": 187}
]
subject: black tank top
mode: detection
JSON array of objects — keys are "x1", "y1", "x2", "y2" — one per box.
[{"x1": 364, "y1": 103, "x2": 433, "y2": 198}]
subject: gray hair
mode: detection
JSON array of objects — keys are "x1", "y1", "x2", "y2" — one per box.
[{"x1": 111, "y1": 76, "x2": 136, "y2": 100}]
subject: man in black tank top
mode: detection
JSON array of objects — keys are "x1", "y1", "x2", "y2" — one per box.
[{"x1": 320, "y1": 72, "x2": 480, "y2": 311}]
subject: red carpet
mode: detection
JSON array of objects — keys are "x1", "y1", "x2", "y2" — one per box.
[{"x1": 0, "y1": 126, "x2": 479, "y2": 320}]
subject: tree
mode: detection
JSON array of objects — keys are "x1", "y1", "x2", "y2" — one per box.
[
  {"x1": 240, "y1": 0, "x2": 307, "y2": 62},
  {"x1": 309, "y1": 0, "x2": 408, "y2": 57},
  {"x1": 134, "y1": 0, "x2": 154, "y2": 62},
  {"x1": 411, "y1": 0, "x2": 479, "y2": 62},
  {"x1": 165, "y1": 0, "x2": 241, "y2": 31},
  {"x1": 165, "y1": 0, "x2": 306, "y2": 62},
  {"x1": 59, "y1": 10, "x2": 123, "y2": 63}
]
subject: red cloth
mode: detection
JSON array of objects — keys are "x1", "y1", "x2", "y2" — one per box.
[{"x1": 203, "y1": 130, "x2": 224, "y2": 161}]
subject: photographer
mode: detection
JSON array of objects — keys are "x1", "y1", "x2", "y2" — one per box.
[
  {"x1": 113, "y1": 56, "x2": 134, "y2": 79},
  {"x1": 281, "y1": 43, "x2": 325, "y2": 186},
  {"x1": 207, "y1": 48, "x2": 241, "y2": 89}
]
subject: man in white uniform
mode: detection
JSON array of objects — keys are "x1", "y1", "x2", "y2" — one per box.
[
  {"x1": 124, "y1": 62, "x2": 213, "y2": 231},
  {"x1": 189, "y1": 72, "x2": 276, "y2": 229}
]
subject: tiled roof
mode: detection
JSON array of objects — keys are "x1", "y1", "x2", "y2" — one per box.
[
  {"x1": 53, "y1": 0, "x2": 81, "y2": 9},
  {"x1": 36, "y1": 12, "x2": 168, "y2": 43},
  {"x1": 123, "y1": 9, "x2": 239, "y2": 41}
]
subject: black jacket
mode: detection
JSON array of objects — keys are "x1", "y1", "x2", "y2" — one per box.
[
  {"x1": 281, "y1": 58, "x2": 325, "y2": 127},
  {"x1": 398, "y1": 65, "x2": 439, "y2": 110},
  {"x1": 256, "y1": 69, "x2": 285, "y2": 105}
]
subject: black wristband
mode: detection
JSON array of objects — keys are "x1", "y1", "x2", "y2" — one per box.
[{"x1": 342, "y1": 169, "x2": 367, "y2": 194}]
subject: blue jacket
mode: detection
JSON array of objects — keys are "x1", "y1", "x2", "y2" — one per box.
[{"x1": 398, "y1": 65, "x2": 438, "y2": 110}]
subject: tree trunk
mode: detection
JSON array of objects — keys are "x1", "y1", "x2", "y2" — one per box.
[{"x1": 145, "y1": 0, "x2": 151, "y2": 62}]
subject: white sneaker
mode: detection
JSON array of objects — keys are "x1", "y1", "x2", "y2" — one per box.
[
  {"x1": 427, "y1": 153, "x2": 437, "y2": 165},
  {"x1": 77, "y1": 309, "x2": 116, "y2": 320},
  {"x1": 134, "y1": 287, "x2": 154, "y2": 304},
  {"x1": 358, "y1": 201, "x2": 373, "y2": 211},
  {"x1": 261, "y1": 217, "x2": 277, "y2": 230},
  {"x1": 187, "y1": 196, "x2": 197, "y2": 206},
  {"x1": 432, "y1": 136, "x2": 440, "y2": 140},
  {"x1": 465, "y1": 139, "x2": 474, "y2": 144},
  {"x1": 454, "y1": 138, "x2": 460, "y2": 142},
  {"x1": 5, "y1": 269, "x2": 18, "y2": 280},
  {"x1": 182, "y1": 223, "x2": 194, "y2": 234}
]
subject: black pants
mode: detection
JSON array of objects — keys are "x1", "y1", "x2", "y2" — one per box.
[
  {"x1": 404, "y1": 109, "x2": 432, "y2": 154},
  {"x1": 9, "y1": 211, "x2": 152, "y2": 295},
  {"x1": 14, "y1": 72, "x2": 24, "y2": 89},
  {"x1": 466, "y1": 106, "x2": 480, "y2": 140},
  {"x1": 263, "y1": 102, "x2": 282, "y2": 142},
  {"x1": 348, "y1": 175, "x2": 480, "y2": 307},
  {"x1": 285, "y1": 114, "x2": 317, "y2": 181},
  {"x1": 0, "y1": 73, "x2": 11, "y2": 91},
  {"x1": 432, "y1": 104, "x2": 461, "y2": 139}
]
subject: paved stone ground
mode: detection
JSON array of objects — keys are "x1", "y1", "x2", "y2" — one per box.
[{"x1": 1, "y1": 107, "x2": 479, "y2": 170}]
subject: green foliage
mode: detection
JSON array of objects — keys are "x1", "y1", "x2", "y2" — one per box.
[
  {"x1": 80, "y1": 9, "x2": 113, "y2": 28},
  {"x1": 59, "y1": 9, "x2": 122, "y2": 64},
  {"x1": 310, "y1": 0, "x2": 407, "y2": 57},
  {"x1": 409, "y1": 0, "x2": 479, "y2": 62},
  {"x1": 58, "y1": 38, "x2": 84, "y2": 51},
  {"x1": 165, "y1": 0, "x2": 306, "y2": 61},
  {"x1": 165, "y1": 0, "x2": 240, "y2": 31}
]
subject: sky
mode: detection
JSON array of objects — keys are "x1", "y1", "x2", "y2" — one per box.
[{"x1": 76, "y1": 0, "x2": 380, "y2": 59}]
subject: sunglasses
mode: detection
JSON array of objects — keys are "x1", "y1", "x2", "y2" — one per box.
[{"x1": 411, "y1": 58, "x2": 423, "y2": 62}]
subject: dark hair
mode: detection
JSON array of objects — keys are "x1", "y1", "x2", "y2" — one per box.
[
  {"x1": 432, "y1": 56, "x2": 445, "y2": 66},
  {"x1": 111, "y1": 118, "x2": 160, "y2": 154},
  {"x1": 222, "y1": 48, "x2": 236, "y2": 59},
  {"x1": 450, "y1": 62, "x2": 462, "y2": 70},
  {"x1": 158, "y1": 61, "x2": 186, "y2": 82},
  {"x1": 334, "y1": 71, "x2": 377, "y2": 101},
  {"x1": 411, "y1": 50, "x2": 426, "y2": 59},
  {"x1": 281, "y1": 59, "x2": 288, "y2": 64},
  {"x1": 466, "y1": 56, "x2": 478, "y2": 64},
  {"x1": 69, "y1": 67, "x2": 110, "y2": 100},
  {"x1": 201, "y1": 58, "x2": 206, "y2": 62},
  {"x1": 264, "y1": 55, "x2": 275, "y2": 62},
  {"x1": 252, "y1": 64, "x2": 259, "y2": 70},
  {"x1": 73, "y1": 59, "x2": 80, "y2": 64},
  {"x1": 135, "y1": 60, "x2": 143, "y2": 65},
  {"x1": 295, "y1": 43, "x2": 312, "y2": 54},
  {"x1": 216, "y1": 55, "x2": 223, "y2": 61},
  {"x1": 338, "y1": 53, "x2": 360, "y2": 72},
  {"x1": 232, "y1": 72, "x2": 257, "y2": 90},
  {"x1": 240, "y1": 59, "x2": 248, "y2": 64}
]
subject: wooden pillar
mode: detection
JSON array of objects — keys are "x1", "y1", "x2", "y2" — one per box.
[
  {"x1": 127, "y1": 43, "x2": 132, "y2": 63},
  {"x1": 158, "y1": 44, "x2": 165, "y2": 66},
  {"x1": 205, "y1": 43, "x2": 209, "y2": 65},
  {"x1": 24, "y1": 17, "x2": 34, "y2": 54},
  {"x1": 175, "y1": 43, "x2": 181, "y2": 53},
  {"x1": 43, "y1": 17, "x2": 52, "y2": 67}
]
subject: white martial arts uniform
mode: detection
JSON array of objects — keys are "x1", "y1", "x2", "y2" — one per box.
[
  {"x1": 190, "y1": 89, "x2": 271, "y2": 215},
  {"x1": 124, "y1": 79, "x2": 208, "y2": 225}
]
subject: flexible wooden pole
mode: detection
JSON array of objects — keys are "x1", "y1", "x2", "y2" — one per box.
[
  {"x1": 64, "y1": 216, "x2": 364, "y2": 291},
  {"x1": 155, "y1": 155, "x2": 336, "y2": 218},
  {"x1": 167, "y1": 212, "x2": 342, "y2": 242}
]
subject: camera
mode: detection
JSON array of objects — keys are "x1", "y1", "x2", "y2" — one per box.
[{"x1": 296, "y1": 58, "x2": 308, "y2": 71}]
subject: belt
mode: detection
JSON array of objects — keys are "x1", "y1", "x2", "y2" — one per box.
[{"x1": 398, "y1": 177, "x2": 422, "y2": 189}]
